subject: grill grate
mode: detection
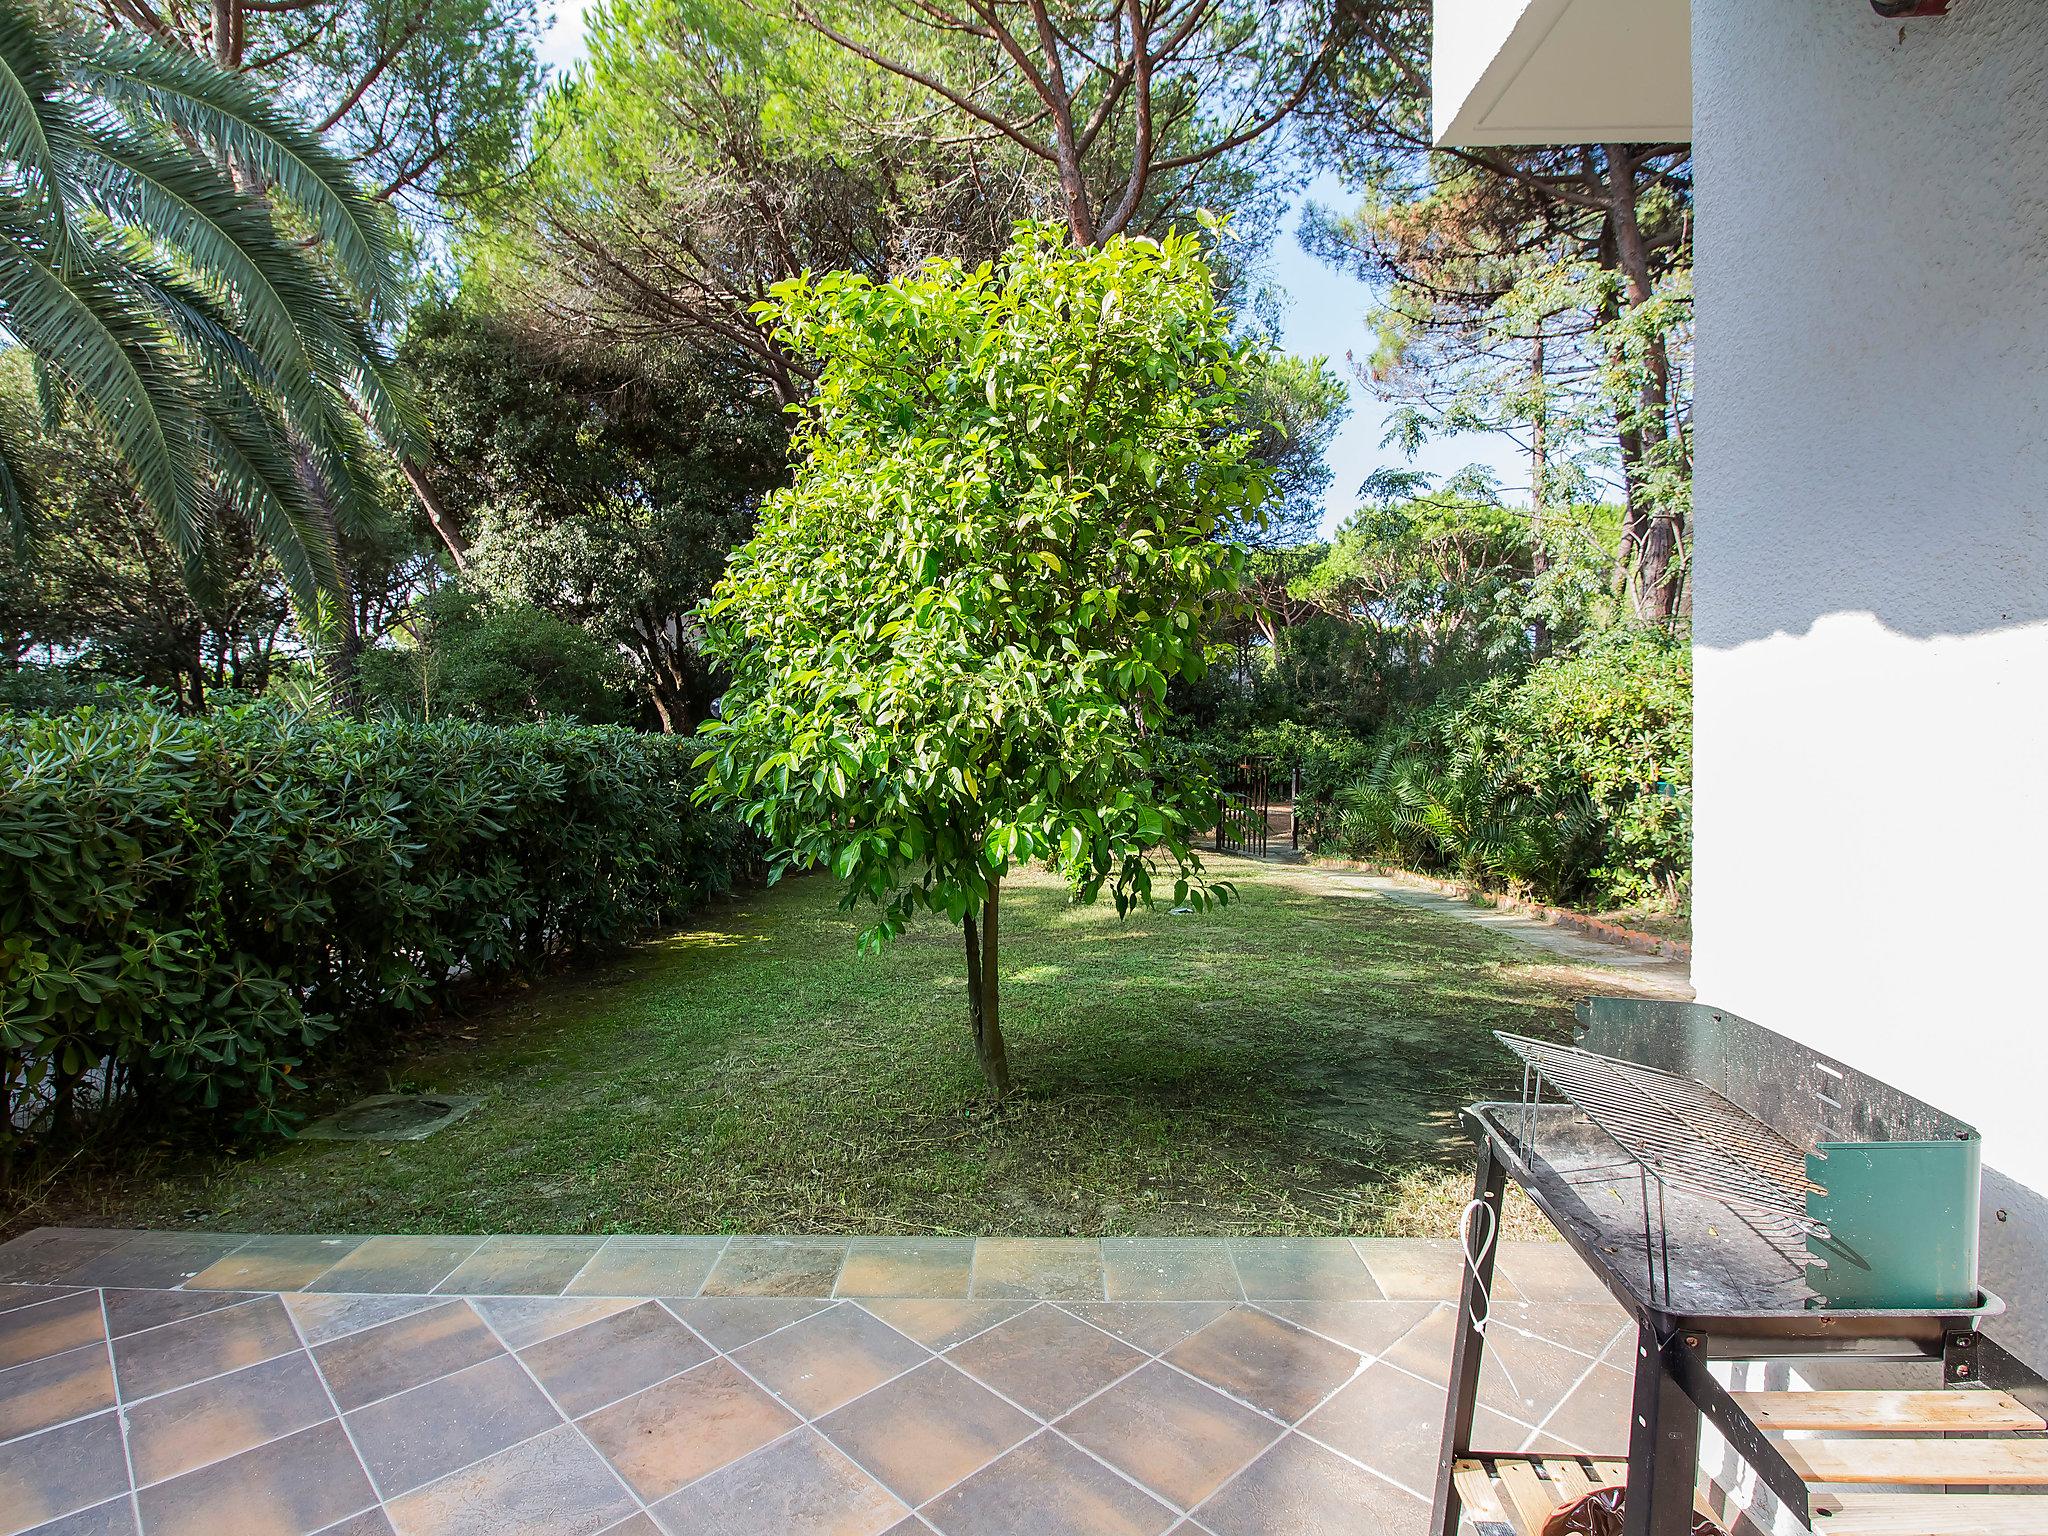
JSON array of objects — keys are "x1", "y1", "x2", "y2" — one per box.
[{"x1": 1495, "y1": 1033, "x2": 1824, "y2": 1237}]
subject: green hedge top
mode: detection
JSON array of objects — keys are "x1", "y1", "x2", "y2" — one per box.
[{"x1": 0, "y1": 704, "x2": 748, "y2": 1140}]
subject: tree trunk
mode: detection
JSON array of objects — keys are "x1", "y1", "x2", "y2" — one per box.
[
  {"x1": 962, "y1": 880, "x2": 1012, "y2": 1097},
  {"x1": 1602, "y1": 145, "x2": 1682, "y2": 625},
  {"x1": 397, "y1": 458, "x2": 470, "y2": 571},
  {"x1": 637, "y1": 639, "x2": 696, "y2": 734},
  {"x1": 322, "y1": 593, "x2": 362, "y2": 717},
  {"x1": 1528, "y1": 325, "x2": 1551, "y2": 655}
]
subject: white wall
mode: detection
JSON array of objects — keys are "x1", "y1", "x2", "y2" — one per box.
[{"x1": 1693, "y1": 0, "x2": 2048, "y2": 1381}]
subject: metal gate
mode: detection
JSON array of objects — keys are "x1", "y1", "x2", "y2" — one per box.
[{"x1": 1214, "y1": 755, "x2": 1271, "y2": 856}]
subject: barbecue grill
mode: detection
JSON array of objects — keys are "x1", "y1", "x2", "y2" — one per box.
[
  {"x1": 1497, "y1": 998, "x2": 1984, "y2": 1311},
  {"x1": 1430, "y1": 998, "x2": 2006, "y2": 1536}
]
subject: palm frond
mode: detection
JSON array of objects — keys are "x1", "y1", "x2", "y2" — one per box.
[
  {"x1": 0, "y1": 0, "x2": 407, "y2": 621},
  {"x1": 338, "y1": 340, "x2": 424, "y2": 458},
  {"x1": 72, "y1": 36, "x2": 403, "y2": 319},
  {"x1": 0, "y1": 228, "x2": 200, "y2": 564},
  {"x1": 115, "y1": 234, "x2": 385, "y2": 549},
  {"x1": 193, "y1": 397, "x2": 336, "y2": 615},
  {"x1": 78, "y1": 118, "x2": 364, "y2": 400},
  {"x1": 0, "y1": 410, "x2": 32, "y2": 554},
  {"x1": 0, "y1": 0, "x2": 73, "y2": 254}
]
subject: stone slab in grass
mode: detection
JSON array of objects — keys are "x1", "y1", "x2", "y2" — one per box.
[{"x1": 299, "y1": 1093, "x2": 480, "y2": 1142}]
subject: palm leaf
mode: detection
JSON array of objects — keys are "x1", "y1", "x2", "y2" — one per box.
[
  {"x1": 78, "y1": 118, "x2": 365, "y2": 402},
  {"x1": 0, "y1": 0, "x2": 407, "y2": 622},
  {"x1": 0, "y1": 229, "x2": 201, "y2": 566},
  {"x1": 0, "y1": 410, "x2": 31, "y2": 553},
  {"x1": 0, "y1": 0, "x2": 73, "y2": 254},
  {"x1": 72, "y1": 36, "x2": 403, "y2": 319},
  {"x1": 115, "y1": 237, "x2": 387, "y2": 550},
  {"x1": 194, "y1": 398, "x2": 336, "y2": 615}
]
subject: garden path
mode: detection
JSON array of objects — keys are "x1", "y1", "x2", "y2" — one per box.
[
  {"x1": 0, "y1": 1228, "x2": 1635, "y2": 1536},
  {"x1": 1294, "y1": 864, "x2": 1693, "y2": 998}
]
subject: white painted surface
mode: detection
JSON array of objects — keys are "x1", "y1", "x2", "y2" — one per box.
[
  {"x1": 1432, "y1": 0, "x2": 1690, "y2": 146},
  {"x1": 1692, "y1": 0, "x2": 2048, "y2": 1381}
]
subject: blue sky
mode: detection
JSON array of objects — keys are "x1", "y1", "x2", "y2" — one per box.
[
  {"x1": 1259, "y1": 175, "x2": 1527, "y2": 535},
  {"x1": 532, "y1": 5, "x2": 1526, "y2": 538}
]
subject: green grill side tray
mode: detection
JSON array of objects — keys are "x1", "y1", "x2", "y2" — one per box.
[{"x1": 1804, "y1": 1137, "x2": 1982, "y2": 1309}]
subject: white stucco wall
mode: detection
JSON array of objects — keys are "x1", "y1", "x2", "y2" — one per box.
[{"x1": 1693, "y1": 0, "x2": 2048, "y2": 1380}]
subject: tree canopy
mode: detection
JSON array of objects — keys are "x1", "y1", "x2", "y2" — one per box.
[
  {"x1": 402, "y1": 296, "x2": 789, "y2": 730},
  {"x1": 769, "y1": 0, "x2": 1338, "y2": 246},
  {"x1": 696, "y1": 222, "x2": 1271, "y2": 1092},
  {"x1": 78, "y1": 0, "x2": 540, "y2": 221}
]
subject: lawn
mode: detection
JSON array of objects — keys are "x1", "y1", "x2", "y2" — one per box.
[{"x1": 54, "y1": 858, "x2": 1650, "y2": 1239}]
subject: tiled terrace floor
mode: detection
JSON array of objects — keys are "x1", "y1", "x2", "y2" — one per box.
[{"x1": 0, "y1": 1229, "x2": 1634, "y2": 1536}]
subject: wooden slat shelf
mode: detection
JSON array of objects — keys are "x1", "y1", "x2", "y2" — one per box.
[
  {"x1": 1783, "y1": 1437, "x2": 2048, "y2": 1487},
  {"x1": 1454, "y1": 1387, "x2": 2048, "y2": 1536},
  {"x1": 1733, "y1": 1390, "x2": 2045, "y2": 1435},
  {"x1": 1738, "y1": 1388, "x2": 2048, "y2": 1536},
  {"x1": 1808, "y1": 1492, "x2": 2048, "y2": 1536},
  {"x1": 1451, "y1": 1456, "x2": 1718, "y2": 1536}
]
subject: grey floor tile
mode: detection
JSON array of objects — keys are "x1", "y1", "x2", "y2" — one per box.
[
  {"x1": 304, "y1": 1237, "x2": 484, "y2": 1296},
  {"x1": 435, "y1": 1237, "x2": 606, "y2": 1297},
  {"x1": 701, "y1": 1238, "x2": 849, "y2": 1298},
  {"x1": 112, "y1": 1296, "x2": 299, "y2": 1402},
  {"x1": 124, "y1": 1350, "x2": 332, "y2": 1487},
  {"x1": 135, "y1": 1420, "x2": 374, "y2": 1536},
  {"x1": 347, "y1": 1353, "x2": 562, "y2": 1498},
  {"x1": 0, "y1": 1411, "x2": 131, "y2": 1536},
  {"x1": 382, "y1": 1423, "x2": 635, "y2": 1536},
  {"x1": 649, "y1": 1428, "x2": 906, "y2": 1536}
]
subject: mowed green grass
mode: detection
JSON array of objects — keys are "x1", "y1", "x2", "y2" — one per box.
[{"x1": 82, "y1": 859, "x2": 1605, "y2": 1238}]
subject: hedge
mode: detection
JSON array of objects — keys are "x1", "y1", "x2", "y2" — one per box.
[
  {"x1": 1299, "y1": 629, "x2": 1691, "y2": 909},
  {"x1": 0, "y1": 703, "x2": 751, "y2": 1144}
]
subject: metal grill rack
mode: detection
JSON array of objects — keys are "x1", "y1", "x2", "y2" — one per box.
[{"x1": 1496, "y1": 1032, "x2": 1823, "y2": 1247}]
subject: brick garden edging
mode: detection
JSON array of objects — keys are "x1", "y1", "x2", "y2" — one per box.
[{"x1": 1304, "y1": 856, "x2": 1691, "y2": 961}]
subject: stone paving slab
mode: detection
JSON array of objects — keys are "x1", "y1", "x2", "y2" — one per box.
[{"x1": 0, "y1": 1230, "x2": 1634, "y2": 1536}]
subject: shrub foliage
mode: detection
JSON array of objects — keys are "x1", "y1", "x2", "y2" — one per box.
[
  {"x1": 0, "y1": 703, "x2": 748, "y2": 1146},
  {"x1": 1298, "y1": 630, "x2": 1690, "y2": 909}
]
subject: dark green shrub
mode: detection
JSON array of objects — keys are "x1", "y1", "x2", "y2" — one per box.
[
  {"x1": 0, "y1": 703, "x2": 751, "y2": 1145},
  {"x1": 359, "y1": 589, "x2": 644, "y2": 726},
  {"x1": 1305, "y1": 629, "x2": 1690, "y2": 909},
  {"x1": 0, "y1": 665, "x2": 171, "y2": 716}
]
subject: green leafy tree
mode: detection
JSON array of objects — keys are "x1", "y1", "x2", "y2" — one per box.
[
  {"x1": 0, "y1": 0, "x2": 413, "y2": 639},
  {"x1": 697, "y1": 223, "x2": 1270, "y2": 1095},
  {"x1": 403, "y1": 298, "x2": 789, "y2": 730},
  {"x1": 466, "y1": 0, "x2": 1045, "y2": 407},
  {"x1": 773, "y1": 0, "x2": 1338, "y2": 247},
  {"x1": 1235, "y1": 349, "x2": 1347, "y2": 547},
  {"x1": 0, "y1": 354, "x2": 294, "y2": 705}
]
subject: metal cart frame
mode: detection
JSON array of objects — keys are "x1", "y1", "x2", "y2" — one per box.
[{"x1": 1430, "y1": 1105, "x2": 2001, "y2": 1536}]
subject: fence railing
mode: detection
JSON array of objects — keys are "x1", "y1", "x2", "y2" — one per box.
[{"x1": 1214, "y1": 755, "x2": 1272, "y2": 857}]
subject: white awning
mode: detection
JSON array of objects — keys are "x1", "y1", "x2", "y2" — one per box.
[{"x1": 1432, "y1": 0, "x2": 1691, "y2": 147}]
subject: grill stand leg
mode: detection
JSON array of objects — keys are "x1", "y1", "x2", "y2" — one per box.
[
  {"x1": 1431, "y1": 1142, "x2": 1505, "y2": 1536},
  {"x1": 1622, "y1": 1321, "x2": 1700, "y2": 1536}
]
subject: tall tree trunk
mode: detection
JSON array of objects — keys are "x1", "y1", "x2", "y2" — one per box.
[
  {"x1": 1603, "y1": 145, "x2": 1682, "y2": 624},
  {"x1": 397, "y1": 458, "x2": 469, "y2": 571},
  {"x1": 962, "y1": 880, "x2": 1012, "y2": 1097},
  {"x1": 291, "y1": 438, "x2": 363, "y2": 715},
  {"x1": 1528, "y1": 325, "x2": 1551, "y2": 655},
  {"x1": 323, "y1": 589, "x2": 362, "y2": 717},
  {"x1": 635, "y1": 624, "x2": 696, "y2": 734}
]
